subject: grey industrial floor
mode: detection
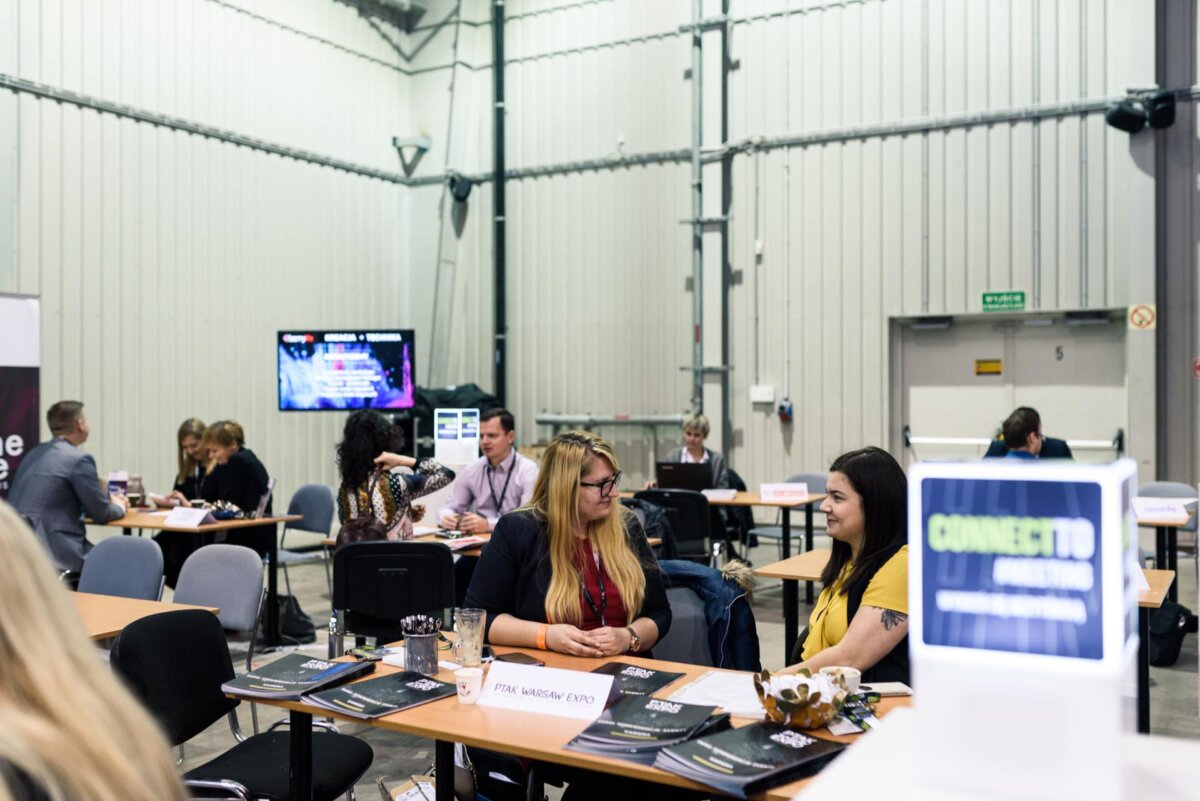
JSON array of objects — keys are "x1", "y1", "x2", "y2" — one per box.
[{"x1": 151, "y1": 539, "x2": 1200, "y2": 799}]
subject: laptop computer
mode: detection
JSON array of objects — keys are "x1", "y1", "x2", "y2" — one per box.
[{"x1": 656, "y1": 462, "x2": 714, "y2": 492}]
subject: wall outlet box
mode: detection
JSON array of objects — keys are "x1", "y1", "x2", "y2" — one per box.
[{"x1": 750, "y1": 384, "x2": 775, "y2": 404}]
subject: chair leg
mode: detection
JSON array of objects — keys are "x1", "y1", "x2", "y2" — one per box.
[
  {"x1": 282, "y1": 561, "x2": 293, "y2": 597},
  {"x1": 322, "y1": 547, "x2": 332, "y2": 596}
]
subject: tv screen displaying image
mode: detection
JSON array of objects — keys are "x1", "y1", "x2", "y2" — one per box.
[{"x1": 278, "y1": 330, "x2": 416, "y2": 411}]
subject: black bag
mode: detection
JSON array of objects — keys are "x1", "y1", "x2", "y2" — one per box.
[
  {"x1": 336, "y1": 472, "x2": 388, "y2": 545},
  {"x1": 1149, "y1": 598, "x2": 1192, "y2": 667},
  {"x1": 276, "y1": 594, "x2": 316, "y2": 645}
]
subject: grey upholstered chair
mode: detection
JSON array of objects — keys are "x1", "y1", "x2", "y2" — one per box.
[
  {"x1": 77, "y1": 535, "x2": 164, "y2": 600},
  {"x1": 173, "y1": 543, "x2": 267, "y2": 736},
  {"x1": 747, "y1": 471, "x2": 829, "y2": 557},
  {"x1": 278, "y1": 483, "x2": 336, "y2": 595}
]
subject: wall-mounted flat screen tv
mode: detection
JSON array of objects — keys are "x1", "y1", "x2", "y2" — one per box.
[{"x1": 278, "y1": 329, "x2": 416, "y2": 411}]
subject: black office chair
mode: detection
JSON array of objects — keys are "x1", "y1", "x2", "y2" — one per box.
[
  {"x1": 111, "y1": 609, "x2": 372, "y2": 801},
  {"x1": 634, "y1": 489, "x2": 715, "y2": 566},
  {"x1": 329, "y1": 541, "x2": 456, "y2": 659}
]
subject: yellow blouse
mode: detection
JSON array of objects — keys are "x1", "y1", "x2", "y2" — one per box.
[{"x1": 801, "y1": 545, "x2": 908, "y2": 661}]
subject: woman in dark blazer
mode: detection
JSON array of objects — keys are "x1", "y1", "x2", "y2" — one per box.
[
  {"x1": 200, "y1": 420, "x2": 274, "y2": 558},
  {"x1": 465, "y1": 429, "x2": 671, "y2": 658}
]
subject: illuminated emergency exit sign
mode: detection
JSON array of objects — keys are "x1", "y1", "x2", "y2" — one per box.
[{"x1": 982, "y1": 291, "x2": 1026, "y2": 312}]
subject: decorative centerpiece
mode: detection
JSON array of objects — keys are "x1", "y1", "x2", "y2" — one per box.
[
  {"x1": 209, "y1": 500, "x2": 245, "y2": 520},
  {"x1": 753, "y1": 668, "x2": 848, "y2": 729}
]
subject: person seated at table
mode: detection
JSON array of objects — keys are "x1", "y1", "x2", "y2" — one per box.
[
  {"x1": 7, "y1": 400, "x2": 127, "y2": 578},
  {"x1": 466, "y1": 429, "x2": 670, "y2": 658},
  {"x1": 199, "y1": 420, "x2": 274, "y2": 558},
  {"x1": 153, "y1": 417, "x2": 209, "y2": 586},
  {"x1": 984, "y1": 406, "x2": 1073, "y2": 460},
  {"x1": 438, "y1": 408, "x2": 539, "y2": 534},
  {"x1": 782, "y1": 446, "x2": 910, "y2": 684},
  {"x1": 335, "y1": 410, "x2": 455, "y2": 540},
  {"x1": 465, "y1": 431, "x2": 691, "y2": 801},
  {"x1": 645, "y1": 413, "x2": 730, "y2": 489},
  {"x1": 0, "y1": 500, "x2": 188, "y2": 801}
]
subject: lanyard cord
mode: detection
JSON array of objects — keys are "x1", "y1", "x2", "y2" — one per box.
[
  {"x1": 577, "y1": 544, "x2": 608, "y2": 627},
  {"x1": 486, "y1": 452, "x2": 517, "y2": 514}
]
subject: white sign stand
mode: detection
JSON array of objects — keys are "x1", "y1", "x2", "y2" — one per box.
[
  {"x1": 477, "y1": 661, "x2": 613, "y2": 721},
  {"x1": 907, "y1": 459, "x2": 1139, "y2": 801},
  {"x1": 434, "y1": 409, "x2": 481, "y2": 464}
]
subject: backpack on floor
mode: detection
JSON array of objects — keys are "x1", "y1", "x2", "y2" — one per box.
[{"x1": 1149, "y1": 598, "x2": 1192, "y2": 667}]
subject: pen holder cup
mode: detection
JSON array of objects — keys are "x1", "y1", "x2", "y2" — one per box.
[{"x1": 404, "y1": 633, "x2": 440, "y2": 676}]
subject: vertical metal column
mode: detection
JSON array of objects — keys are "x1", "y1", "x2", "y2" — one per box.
[
  {"x1": 719, "y1": 1, "x2": 733, "y2": 452},
  {"x1": 492, "y1": 0, "x2": 508, "y2": 405},
  {"x1": 690, "y1": 0, "x2": 704, "y2": 414}
]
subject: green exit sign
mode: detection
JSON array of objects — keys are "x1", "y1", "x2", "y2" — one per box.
[{"x1": 982, "y1": 291, "x2": 1026, "y2": 312}]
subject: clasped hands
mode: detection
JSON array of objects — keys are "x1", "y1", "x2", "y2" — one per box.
[{"x1": 545, "y1": 624, "x2": 631, "y2": 658}]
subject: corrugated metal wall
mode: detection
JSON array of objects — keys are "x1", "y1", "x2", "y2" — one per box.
[
  {"x1": 413, "y1": 0, "x2": 1156, "y2": 489},
  {"x1": 0, "y1": 0, "x2": 412, "y2": 517}
]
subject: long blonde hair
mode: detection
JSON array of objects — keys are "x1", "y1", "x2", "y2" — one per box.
[
  {"x1": 0, "y1": 502, "x2": 187, "y2": 801},
  {"x1": 176, "y1": 417, "x2": 207, "y2": 485},
  {"x1": 524, "y1": 431, "x2": 646, "y2": 627}
]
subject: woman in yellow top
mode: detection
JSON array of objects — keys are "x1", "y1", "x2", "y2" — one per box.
[{"x1": 784, "y1": 446, "x2": 910, "y2": 683}]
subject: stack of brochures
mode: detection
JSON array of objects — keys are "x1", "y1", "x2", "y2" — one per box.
[
  {"x1": 306, "y1": 671, "x2": 456, "y2": 719},
  {"x1": 565, "y1": 695, "x2": 729, "y2": 765},
  {"x1": 591, "y1": 662, "x2": 685, "y2": 696},
  {"x1": 654, "y1": 722, "x2": 845, "y2": 798},
  {"x1": 220, "y1": 654, "x2": 375, "y2": 700}
]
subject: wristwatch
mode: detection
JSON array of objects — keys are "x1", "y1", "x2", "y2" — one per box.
[{"x1": 626, "y1": 626, "x2": 642, "y2": 653}]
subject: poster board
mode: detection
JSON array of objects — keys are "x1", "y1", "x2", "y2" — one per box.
[{"x1": 0, "y1": 294, "x2": 39, "y2": 498}]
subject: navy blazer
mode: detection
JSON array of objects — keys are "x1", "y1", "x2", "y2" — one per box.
[{"x1": 464, "y1": 508, "x2": 672, "y2": 644}]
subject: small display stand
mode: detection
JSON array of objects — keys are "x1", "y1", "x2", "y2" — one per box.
[
  {"x1": 807, "y1": 459, "x2": 1143, "y2": 801},
  {"x1": 434, "y1": 409, "x2": 481, "y2": 464}
]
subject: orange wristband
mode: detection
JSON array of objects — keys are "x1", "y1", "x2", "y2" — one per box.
[{"x1": 536, "y1": 624, "x2": 549, "y2": 650}]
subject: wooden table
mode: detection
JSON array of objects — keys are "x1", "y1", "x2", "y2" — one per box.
[
  {"x1": 91, "y1": 511, "x2": 302, "y2": 646},
  {"x1": 1137, "y1": 568, "x2": 1173, "y2": 734},
  {"x1": 73, "y1": 592, "x2": 219, "y2": 640},
  {"x1": 755, "y1": 550, "x2": 832, "y2": 664},
  {"x1": 322, "y1": 533, "x2": 661, "y2": 559},
  {"x1": 1137, "y1": 513, "x2": 1192, "y2": 602},
  {"x1": 230, "y1": 646, "x2": 910, "y2": 801}
]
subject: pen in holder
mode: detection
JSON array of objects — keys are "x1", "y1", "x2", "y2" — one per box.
[{"x1": 402, "y1": 615, "x2": 441, "y2": 677}]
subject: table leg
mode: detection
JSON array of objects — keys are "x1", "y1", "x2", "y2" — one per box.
[
  {"x1": 1156, "y1": 526, "x2": 1167, "y2": 571},
  {"x1": 1168, "y1": 529, "x2": 1179, "y2": 603},
  {"x1": 289, "y1": 710, "x2": 314, "y2": 801},
  {"x1": 123, "y1": 526, "x2": 132, "y2": 536},
  {"x1": 436, "y1": 740, "x2": 454, "y2": 801},
  {"x1": 1137, "y1": 607, "x2": 1150, "y2": 734},
  {"x1": 266, "y1": 522, "x2": 281, "y2": 647},
  {"x1": 783, "y1": 578, "x2": 798, "y2": 666},
  {"x1": 781, "y1": 508, "x2": 791, "y2": 560},
  {"x1": 805, "y1": 504, "x2": 815, "y2": 605}
]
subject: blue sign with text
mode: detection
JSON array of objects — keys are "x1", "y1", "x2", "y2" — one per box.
[{"x1": 920, "y1": 477, "x2": 1104, "y2": 660}]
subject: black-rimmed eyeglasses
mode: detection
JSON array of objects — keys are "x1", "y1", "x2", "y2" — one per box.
[{"x1": 580, "y1": 472, "x2": 622, "y2": 496}]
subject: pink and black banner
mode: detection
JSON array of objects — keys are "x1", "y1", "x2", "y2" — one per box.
[{"x1": 0, "y1": 295, "x2": 39, "y2": 499}]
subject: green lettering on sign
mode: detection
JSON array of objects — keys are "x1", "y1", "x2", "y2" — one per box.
[{"x1": 982, "y1": 291, "x2": 1026, "y2": 312}]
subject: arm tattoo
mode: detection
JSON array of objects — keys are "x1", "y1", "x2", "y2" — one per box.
[{"x1": 880, "y1": 609, "x2": 908, "y2": 631}]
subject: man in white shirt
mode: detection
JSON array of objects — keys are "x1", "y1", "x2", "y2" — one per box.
[{"x1": 439, "y1": 408, "x2": 539, "y2": 533}]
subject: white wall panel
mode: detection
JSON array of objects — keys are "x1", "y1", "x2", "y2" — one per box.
[
  {"x1": 0, "y1": 0, "x2": 412, "y2": 527},
  {"x1": 408, "y1": 0, "x2": 1157, "y2": 490}
]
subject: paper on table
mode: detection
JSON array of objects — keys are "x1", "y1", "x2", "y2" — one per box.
[
  {"x1": 381, "y1": 650, "x2": 462, "y2": 672},
  {"x1": 701, "y1": 488, "x2": 738, "y2": 502},
  {"x1": 163, "y1": 506, "x2": 217, "y2": 528},
  {"x1": 1132, "y1": 497, "x2": 1194, "y2": 524},
  {"x1": 667, "y1": 670, "x2": 764, "y2": 719}
]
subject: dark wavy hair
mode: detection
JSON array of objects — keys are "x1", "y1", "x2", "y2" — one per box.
[
  {"x1": 336, "y1": 410, "x2": 405, "y2": 490},
  {"x1": 819, "y1": 446, "x2": 908, "y2": 595}
]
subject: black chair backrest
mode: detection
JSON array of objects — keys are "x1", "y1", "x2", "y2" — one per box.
[
  {"x1": 634, "y1": 489, "x2": 710, "y2": 560},
  {"x1": 111, "y1": 609, "x2": 238, "y2": 746},
  {"x1": 333, "y1": 541, "x2": 456, "y2": 638}
]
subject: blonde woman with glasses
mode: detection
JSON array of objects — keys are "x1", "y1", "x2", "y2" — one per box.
[
  {"x1": 0, "y1": 501, "x2": 187, "y2": 801},
  {"x1": 464, "y1": 430, "x2": 670, "y2": 658}
]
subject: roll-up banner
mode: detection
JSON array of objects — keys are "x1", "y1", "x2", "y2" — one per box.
[{"x1": 0, "y1": 294, "x2": 40, "y2": 498}]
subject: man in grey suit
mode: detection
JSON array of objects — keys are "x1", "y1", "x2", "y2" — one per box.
[{"x1": 8, "y1": 400, "x2": 128, "y2": 573}]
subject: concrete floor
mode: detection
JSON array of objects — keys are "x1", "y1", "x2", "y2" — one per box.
[{"x1": 158, "y1": 539, "x2": 1200, "y2": 798}]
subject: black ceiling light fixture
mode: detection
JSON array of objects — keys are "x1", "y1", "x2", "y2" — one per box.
[
  {"x1": 1105, "y1": 88, "x2": 1177, "y2": 134},
  {"x1": 448, "y1": 172, "x2": 474, "y2": 203}
]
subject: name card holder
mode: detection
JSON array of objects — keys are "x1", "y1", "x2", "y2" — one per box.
[
  {"x1": 477, "y1": 661, "x2": 613, "y2": 721},
  {"x1": 164, "y1": 506, "x2": 218, "y2": 528},
  {"x1": 759, "y1": 483, "x2": 809, "y2": 504}
]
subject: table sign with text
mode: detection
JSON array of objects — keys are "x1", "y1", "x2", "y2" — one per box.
[
  {"x1": 1130, "y1": 496, "x2": 1193, "y2": 524},
  {"x1": 164, "y1": 507, "x2": 218, "y2": 528},
  {"x1": 759, "y1": 483, "x2": 809, "y2": 504},
  {"x1": 477, "y1": 661, "x2": 613, "y2": 721}
]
